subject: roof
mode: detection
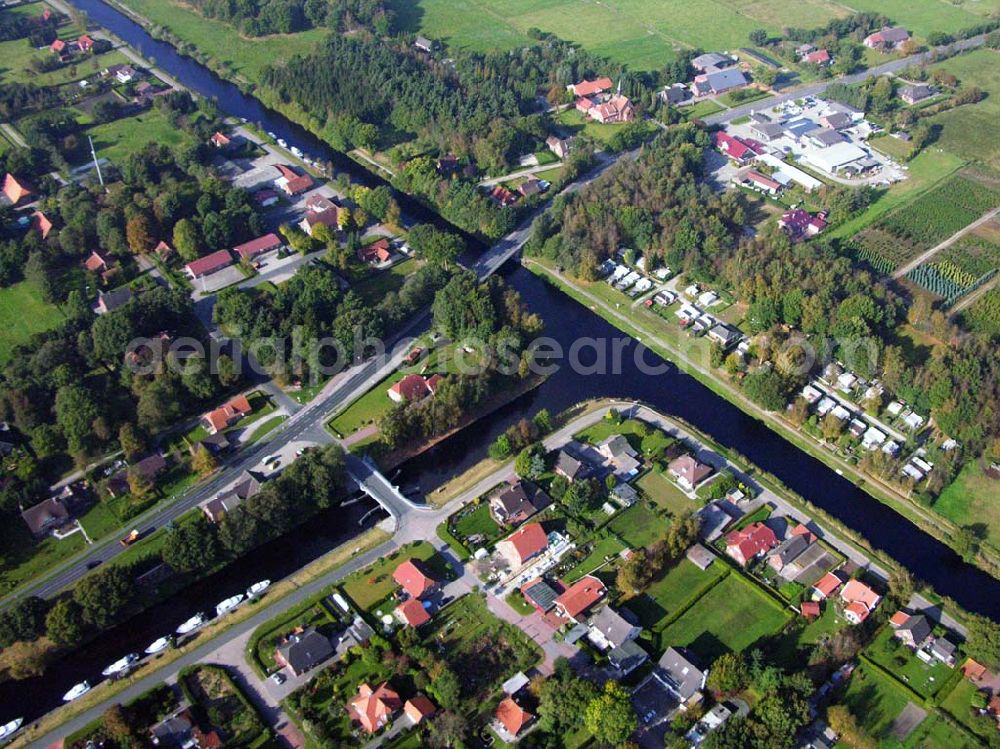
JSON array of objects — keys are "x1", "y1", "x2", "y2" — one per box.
[
  {"x1": 589, "y1": 606, "x2": 639, "y2": 647},
  {"x1": 554, "y1": 575, "x2": 606, "y2": 619},
  {"x1": 3, "y1": 173, "x2": 33, "y2": 204},
  {"x1": 185, "y1": 249, "x2": 233, "y2": 277},
  {"x1": 845, "y1": 601, "x2": 871, "y2": 623},
  {"x1": 806, "y1": 49, "x2": 830, "y2": 64},
  {"x1": 668, "y1": 454, "x2": 714, "y2": 486},
  {"x1": 890, "y1": 611, "x2": 911, "y2": 627},
  {"x1": 600, "y1": 434, "x2": 636, "y2": 459},
  {"x1": 210, "y1": 131, "x2": 230, "y2": 146},
  {"x1": 813, "y1": 571, "x2": 844, "y2": 598},
  {"x1": 97, "y1": 287, "x2": 133, "y2": 313},
  {"x1": 657, "y1": 647, "x2": 705, "y2": 700},
  {"x1": 555, "y1": 450, "x2": 583, "y2": 479},
  {"x1": 931, "y1": 638, "x2": 956, "y2": 659},
  {"x1": 900, "y1": 84, "x2": 933, "y2": 101},
  {"x1": 393, "y1": 558, "x2": 437, "y2": 599},
  {"x1": 570, "y1": 77, "x2": 613, "y2": 97},
  {"x1": 521, "y1": 578, "x2": 561, "y2": 611},
  {"x1": 703, "y1": 69, "x2": 747, "y2": 93},
  {"x1": 502, "y1": 672, "x2": 531, "y2": 696},
  {"x1": 811, "y1": 129, "x2": 844, "y2": 146},
  {"x1": 841, "y1": 579, "x2": 880, "y2": 608},
  {"x1": 492, "y1": 481, "x2": 544, "y2": 521},
  {"x1": 276, "y1": 627, "x2": 333, "y2": 674},
  {"x1": 234, "y1": 233, "x2": 281, "y2": 260},
  {"x1": 895, "y1": 613, "x2": 932, "y2": 644},
  {"x1": 389, "y1": 373, "x2": 434, "y2": 401},
  {"x1": 132, "y1": 452, "x2": 167, "y2": 479},
  {"x1": 881, "y1": 26, "x2": 910, "y2": 43},
  {"x1": 746, "y1": 170, "x2": 782, "y2": 190},
  {"x1": 692, "y1": 52, "x2": 731, "y2": 71},
  {"x1": 725, "y1": 522, "x2": 778, "y2": 562},
  {"x1": 752, "y1": 122, "x2": 785, "y2": 140},
  {"x1": 768, "y1": 533, "x2": 811, "y2": 567},
  {"x1": 359, "y1": 237, "x2": 392, "y2": 264},
  {"x1": 962, "y1": 659, "x2": 987, "y2": 681},
  {"x1": 403, "y1": 695, "x2": 436, "y2": 723},
  {"x1": 495, "y1": 697, "x2": 533, "y2": 736},
  {"x1": 501, "y1": 522, "x2": 548, "y2": 564},
  {"x1": 21, "y1": 496, "x2": 71, "y2": 536},
  {"x1": 686, "y1": 543, "x2": 715, "y2": 570},
  {"x1": 396, "y1": 598, "x2": 431, "y2": 627},
  {"x1": 608, "y1": 638, "x2": 648, "y2": 670},
  {"x1": 202, "y1": 393, "x2": 253, "y2": 433},
  {"x1": 349, "y1": 682, "x2": 402, "y2": 734},
  {"x1": 714, "y1": 131, "x2": 751, "y2": 161},
  {"x1": 822, "y1": 112, "x2": 852, "y2": 129},
  {"x1": 800, "y1": 601, "x2": 821, "y2": 618},
  {"x1": 32, "y1": 211, "x2": 52, "y2": 239},
  {"x1": 804, "y1": 141, "x2": 868, "y2": 172}
]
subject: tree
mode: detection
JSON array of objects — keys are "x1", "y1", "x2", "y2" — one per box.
[
  {"x1": 1, "y1": 638, "x2": 52, "y2": 679},
  {"x1": 707, "y1": 652, "x2": 749, "y2": 695},
  {"x1": 584, "y1": 680, "x2": 637, "y2": 746},
  {"x1": 514, "y1": 443, "x2": 545, "y2": 479},
  {"x1": 749, "y1": 29, "x2": 768, "y2": 45},
  {"x1": 55, "y1": 383, "x2": 98, "y2": 456},
  {"x1": 118, "y1": 422, "x2": 145, "y2": 460},
  {"x1": 128, "y1": 468, "x2": 155, "y2": 501},
  {"x1": 191, "y1": 444, "x2": 219, "y2": 477},
  {"x1": 742, "y1": 370, "x2": 791, "y2": 411},
  {"x1": 73, "y1": 565, "x2": 136, "y2": 629},
  {"x1": 965, "y1": 613, "x2": 1000, "y2": 669},
  {"x1": 45, "y1": 598, "x2": 86, "y2": 647},
  {"x1": 826, "y1": 705, "x2": 875, "y2": 749},
  {"x1": 172, "y1": 218, "x2": 202, "y2": 261},
  {"x1": 532, "y1": 408, "x2": 551, "y2": 433},
  {"x1": 126, "y1": 212, "x2": 154, "y2": 253},
  {"x1": 427, "y1": 711, "x2": 468, "y2": 748},
  {"x1": 538, "y1": 670, "x2": 597, "y2": 734},
  {"x1": 103, "y1": 704, "x2": 137, "y2": 744},
  {"x1": 0, "y1": 596, "x2": 49, "y2": 646},
  {"x1": 162, "y1": 516, "x2": 221, "y2": 573}
]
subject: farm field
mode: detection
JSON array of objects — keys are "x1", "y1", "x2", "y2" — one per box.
[
  {"x1": 936, "y1": 222, "x2": 1000, "y2": 278},
  {"x1": 658, "y1": 570, "x2": 791, "y2": 661},
  {"x1": 843, "y1": 0, "x2": 999, "y2": 37},
  {"x1": 959, "y1": 284, "x2": 1000, "y2": 337},
  {"x1": 0, "y1": 281, "x2": 66, "y2": 365},
  {"x1": 927, "y1": 49, "x2": 1000, "y2": 168},
  {"x1": 934, "y1": 459, "x2": 1000, "y2": 549}
]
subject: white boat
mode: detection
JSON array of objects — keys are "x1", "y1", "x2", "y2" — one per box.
[
  {"x1": 101, "y1": 653, "x2": 139, "y2": 677},
  {"x1": 176, "y1": 613, "x2": 206, "y2": 635},
  {"x1": 62, "y1": 681, "x2": 91, "y2": 702},
  {"x1": 145, "y1": 636, "x2": 171, "y2": 655},
  {"x1": 277, "y1": 138, "x2": 288, "y2": 149},
  {"x1": 0, "y1": 719, "x2": 23, "y2": 741},
  {"x1": 290, "y1": 146, "x2": 303, "y2": 158},
  {"x1": 246, "y1": 580, "x2": 270, "y2": 598},
  {"x1": 266, "y1": 131, "x2": 277, "y2": 139},
  {"x1": 215, "y1": 594, "x2": 244, "y2": 617}
]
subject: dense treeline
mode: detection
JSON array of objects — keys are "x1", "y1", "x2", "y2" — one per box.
[
  {"x1": 0, "y1": 8, "x2": 58, "y2": 45},
  {"x1": 185, "y1": 0, "x2": 390, "y2": 36}
]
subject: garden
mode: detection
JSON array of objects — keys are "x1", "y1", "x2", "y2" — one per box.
[
  {"x1": 341, "y1": 540, "x2": 451, "y2": 612},
  {"x1": 180, "y1": 664, "x2": 269, "y2": 747},
  {"x1": 864, "y1": 627, "x2": 955, "y2": 700},
  {"x1": 623, "y1": 557, "x2": 726, "y2": 632}
]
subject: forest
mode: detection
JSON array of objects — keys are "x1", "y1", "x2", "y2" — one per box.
[{"x1": 185, "y1": 0, "x2": 391, "y2": 36}]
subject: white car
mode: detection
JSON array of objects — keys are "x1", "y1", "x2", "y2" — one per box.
[
  {"x1": 271, "y1": 672, "x2": 286, "y2": 685},
  {"x1": 262, "y1": 454, "x2": 280, "y2": 465}
]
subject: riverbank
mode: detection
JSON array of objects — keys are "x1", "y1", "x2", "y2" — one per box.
[{"x1": 524, "y1": 258, "x2": 1000, "y2": 580}]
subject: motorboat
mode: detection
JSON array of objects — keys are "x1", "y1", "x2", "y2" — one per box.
[
  {"x1": 145, "y1": 636, "x2": 171, "y2": 655},
  {"x1": 62, "y1": 681, "x2": 91, "y2": 702},
  {"x1": 266, "y1": 131, "x2": 277, "y2": 139},
  {"x1": 215, "y1": 594, "x2": 244, "y2": 617},
  {"x1": 176, "y1": 613, "x2": 206, "y2": 635},
  {"x1": 0, "y1": 718, "x2": 23, "y2": 741},
  {"x1": 290, "y1": 146, "x2": 303, "y2": 158},
  {"x1": 246, "y1": 580, "x2": 270, "y2": 598},
  {"x1": 101, "y1": 653, "x2": 139, "y2": 677},
  {"x1": 277, "y1": 138, "x2": 288, "y2": 149}
]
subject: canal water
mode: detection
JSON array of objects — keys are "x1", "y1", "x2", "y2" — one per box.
[{"x1": 5, "y1": 0, "x2": 997, "y2": 725}]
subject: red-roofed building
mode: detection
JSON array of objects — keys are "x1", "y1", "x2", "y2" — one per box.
[
  {"x1": 154, "y1": 240, "x2": 173, "y2": 259},
  {"x1": 779, "y1": 209, "x2": 827, "y2": 241},
  {"x1": 185, "y1": 249, "x2": 233, "y2": 279},
  {"x1": 32, "y1": 211, "x2": 53, "y2": 240},
  {"x1": 3, "y1": 174, "x2": 33, "y2": 205},
  {"x1": 962, "y1": 659, "x2": 987, "y2": 682},
  {"x1": 568, "y1": 77, "x2": 614, "y2": 98},
  {"x1": 359, "y1": 237, "x2": 392, "y2": 265},
  {"x1": 725, "y1": 522, "x2": 778, "y2": 566},
  {"x1": 348, "y1": 683, "x2": 402, "y2": 734},
  {"x1": 50, "y1": 38, "x2": 67, "y2": 55},
  {"x1": 553, "y1": 575, "x2": 606, "y2": 622},
  {"x1": 396, "y1": 598, "x2": 431, "y2": 627},
  {"x1": 800, "y1": 601, "x2": 820, "y2": 619},
  {"x1": 588, "y1": 94, "x2": 634, "y2": 124},
  {"x1": 840, "y1": 579, "x2": 881, "y2": 624},
  {"x1": 844, "y1": 601, "x2": 870, "y2": 624},
  {"x1": 78, "y1": 35, "x2": 95, "y2": 52},
  {"x1": 393, "y1": 558, "x2": 438, "y2": 599},
  {"x1": 386, "y1": 373, "x2": 442, "y2": 403},
  {"x1": 790, "y1": 524, "x2": 816, "y2": 543},
  {"x1": 83, "y1": 249, "x2": 111, "y2": 273},
  {"x1": 234, "y1": 233, "x2": 282, "y2": 261},
  {"x1": 201, "y1": 393, "x2": 253, "y2": 434},
  {"x1": 744, "y1": 170, "x2": 782, "y2": 195},
  {"x1": 301, "y1": 193, "x2": 346, "y2": 236},
  {"x1": 490, "y1": 185, "x2": 518, "y2": 207},
  {"x1": 575, "y1": 96, "x2": 595, "y2": 114},
  {"x1": 812, "y1": 571, "x2": 844, "y2": 600},
  {"x1": 889, "y1": 610, "x2": 911, "y2": 628},
  {"x1": 497, "y1": 523, "x2": 548, "y2": 569},
  {"x1": 210, "y1": 131, "x2": 231, "y2": 148},
  {"x1": 404, "y1": 695, "x2": 436, "y2": 724},
  {"x1": 805, "y1": 49, "x2": 830, "y2": 65},
  {"x1": 495, "y1": 697, "x2": 534, "y2": 738},
  {"x1": 273, "y1": 164, "x2": 313, "y2": 196},
  {"x1": 713, "y1": 132, "x2": 752, "y2": 164}
]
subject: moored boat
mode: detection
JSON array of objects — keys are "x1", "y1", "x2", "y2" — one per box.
[
  {"x1": 0, "y1": 718, "x2": 23, "y2": 741},
  {"x1": 246, "y1": 580, "x2": 270, "y2": 598},
  {"x1": 176, "y1": 613, "x2": 206, "y2": 635},
  {"x1": 101, "y1": 653, "x2": 139, "y2": 677},
  {"x1": 215, "y1": 594, "x2": 244, "y2": 617},
  {"x1": 62, "y1": 681, "x2": 91, "y2": 702},
  {"x1": 145, "y1": 636, "x2": 171, "y2": 655}
]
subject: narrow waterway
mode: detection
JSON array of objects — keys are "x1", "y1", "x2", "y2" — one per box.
[{"x1": 6, "y1": 0, "x2": 997, "y2": 725}]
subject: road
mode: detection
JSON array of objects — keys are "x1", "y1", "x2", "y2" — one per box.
[
  {"x1": 703, "y1": 34, "x2": 986, "y2": 126},
  {"x1": 16, "y1": 399, "x2": 965, "y2": 749},
  {"x1": 892, "y1": 206, "x2": 1000, "y2": 279}
]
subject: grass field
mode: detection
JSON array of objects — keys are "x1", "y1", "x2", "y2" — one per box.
[
  {"x1": 658, "y1": 571, "x2": 790, "y2": 661},
  {"x1": 328, "y1": 371, "x2": 402, "y2": 436},
  {"x1": 624, "y1": 558, "x2": 725, "y2": 631},
  {"x1": 927, "y1": 49, "x2": 1000, "y2": 168},
  {"x1": 933, "y1": 459, "x2": 1000, "y2": 549},
  {"x1": 341, "y1": 540, "x2": 447, "y2": 612},
  {"x1": 865, "y1": 629, "x2": 954, "y2": 699},
  {"x1": 607, "y1": 500, "x2": 664, "y2": 548},
  {"x1": 352, "y1": 258, "x2": 418, "y2": 305},
  {"x1": 940, "y1": 678, "x2": 1000, "y2": 745},
  {"x1": 843, "y1": 0, "x2": 999, "y2": 37},
  {"x1": 85, "y1": 106, "x2": 197, "y2": 166},
  {"x1": 636, "y1": 469, "x2": 697, "y2": 516},
  {"x1": 840, "y1": 661, "x2": 916, "y2": 739},
  {"x1": 0, "y1": 281, "x2": 66, "y2": 365}
]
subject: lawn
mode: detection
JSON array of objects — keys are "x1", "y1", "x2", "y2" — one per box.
[
  {"x1": 246, "y1": 414, "x2": 287, "y2": 444},
  {"x1": 452, "y1": 503, "x2": 503, "y2": 543},
  {"x1": 351, "y1": 257, "x2": 418, "y2": 305},
  {"x1": 85, "y1": 106, "x2": 197, "y2": 167},
  {"x1": 607, "y1": 501, "x2": 664, "y2": 549},
  {"x1": 865, "y1": 628, "x2": 954, "y2": 700},
  {"x1": 0, "y1": 281, "x2": 66, "y2": 365},
  {"x1": 926, "y1": 49, "x2": 1000, "y2": 168},
  {"x1": 0, "y1": 524, "x2": 87, "y2": 596},
  {"x1": 555, "y1": 108, "x2": 635, "y2": 144},
  {"x1": 623, "y1": 558, "x2": 726, "y2": 631},
  {"x1": 636, "y1": 470, "x2": 697, "y2": 517},
  {"x1": 933, "y1": 458, "x2": 1000, "y2": 552},
  {"x1": 341, "y1": 540, "x2": 448, "y2": 612},
  {"x1": 575, "y1": 416, "x2": 674, "y2": 458},
  {"x1": 940, "y1": 677, "x2": 1000, "y2": 745},
  {"x1": 840, "y1": 661, "x2": 917, "y2": 739},
  {"x1": 328, "y1": 371, "x2": 403, "y2": 437},
  {"x1": 658, "y1": 572, "x2": 791, "y2": 661},
  {"x1": 564, "y1": 535, "x2": 627, "y2": 582},
  {"x1": 840, "y1": 0, "x2": 998, "y2": 37}
]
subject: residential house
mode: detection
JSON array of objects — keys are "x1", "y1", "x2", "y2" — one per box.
[
  {"x1": 749, "y1": 122, "x2": 784, "y2": 143},
  {"x1": 740, "y1": 169, "x2": 783, "y2": 195},
  {"x1": 819, "y1": 112, "x2": 852, "y2": 130},
  {"x1": 348, "y1": 683, "x2": 402, "y2": 734},
  {"x1": 654, "y1": 647, "x2": 706, "y2": 707},
  {"x1": 812, "y1": 571, "x2": 844, "y2": 600},
  {"x1": 234, "y1": 233, "x2": 282, "y2": 262},
  {"x1": 545, "y1": 135, "x2": 574, "y2": 159},
  {"x1": 490, "y1": 185, "x2": 518, "y2": 207},
  {"x1": 608, "y1": 639, "x2": 649, "y2": 675},
  {"x1": 713, "y1": 132, "x2": 752, "y2": 164},
  {"x1": 611, "y1": 483, "x2": 639, "y2": 507},
  {"x1": 898, "y1": 84, "x2": 935, "y2": 105},
  {"x1": 386, "y1": 373, "x2": 442, "y2": 403},
  {"x1": 588, "y1": 606, "x2": 642, "y2": 650},
  {"x1": 840, "y1": 579, "x2": 881, "y2": 624},
  {"x1": 598, "y1": 435, "x2": 641, "y2": 479},
  {"x1": 708, "y1": 324, "x2": 741, "y2": 349},
  {"x1": 94, "y1": 287, "x2": 133, "y2": 315},
  {"x1": 76, "y1": 35, "x2": 94, "y2": 52},
  {"x1": 930, "y1": 637, "x2": 957, "y2": 666},
  {"x1": 766, "y1": 531, "x2": 814, "y2": 573},
  {"x1": 778, "y1": 209, "x2": 827, "y2": 240},
  {"x1": 300, "y1": 193, "x2": 346, "y2": 236},
  {"x1": 490, "y1": 480, "x2": 549, "y2": 526},
  {"x1": 724, "y1": 522, "x2": 778, "y2": 566},
  {"x1": 553, "y1": 575, "x2": 606, "y2": 622},
  {"x1": 554, "y1": 449, "x2": 584, "y2": 482},
  {"x1": 393, "y1": 558, "x2": 439, "y2": 599},
  {"x1": 31, "y1": 210, "x2": 53, "y2": 239},
  {"x1": 660, "y1": 83, "x2": 692, "y2": 105},
  {"x1": 890, "y1": 611, "x2": 932, "y2": 649},
  {"x1": 185, "y1": 249, "x2": 234, "y2": 280},
  {"x1": 668, "y1": 454, "x2": 714, "y2": 491},
  {"x1": 201, "y1": 393, "x2": 253, "y2": 434},
  {"x1": 395, "y1": 598, "x2": 431, "y2": 627},
  {"x1": 495, "y1": 697, "x2": 534, "y2": 740},
  {"x1": 154, "y1": 240, "x2": 173, "y2": 259},
  {"x1": 436, "y1": 154, "x2": 459, "y2": 174},
  {"x1": 567, "y1": 77, "x2": 614, "y2": 98},
  {"x1": 403, "y1": 695, "x2": 437, "y2": 725},
  {"x1": 496, "y1": 523, "x2": 548, "y2": 569},
  {"x1": 273, "y1": 164, "x2": 313, "y2": 196},
  {"x1": 588, "y1": 94, "x2": 634, "y2": 124},
  {"x1": 20, "y1": 496, "x2": 73, "y2": 538},
  {"x1": 108, "y1": 453, "x2": 168, "y2": 497},
  {"x1": 521, "y1": 578, "x2": 561, "y2": 613},
  {"x1": 805, "y1": 49, "x2": 831, "y2": 65},
  {"x1": 209, "y1": 131, "x2": 230, "y2": 148},
  {"x1": 2, "y1": 173, "x2": 33, "y2": 205},
  {"x1": 864, "y1": 26, "x2": 910, "y2": 50},
  {"x1": 692, "y1": 69, "x2": 747, "y2": 96},
  {"x1": 254, "y1": 189, "x2": 279, "y2": 209},
  {"x1": 113, "y1": 65, "x2": 137, "y2": 83},
  {"x1": 50, "y1": 38, "x2": 67, "y2": 56},
  {"x1": 275, "y1": 627, "x2": 334, "y2": 676},
  {"x1": 518, "y1": 178, "x2": 542, "y2": 198},
  {"x1": 200, "y1": 470, "x2": 263, "y2": 523},
  {"x1": 801, "y1": 601, "x2": 821, "y2": 619},
  {"x1": 359, "y1": 237, "x2": 393, "y2": 265}
]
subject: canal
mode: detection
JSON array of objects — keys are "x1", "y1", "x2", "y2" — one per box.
[{"x1": 5, "y1": 0, "x2": 997, "y2": 724}]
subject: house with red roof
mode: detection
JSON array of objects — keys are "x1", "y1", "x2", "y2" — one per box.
[
  {"x1": 490, "y1": 185, "x2": 518, "y2": 207},
  {"x1": 800, "y1": 601, "x2": 821, "y2": 619},
  {"x1": 32, "y1": 211, "x2": 53, "y2": 240},
  {"x1": 50, "y1": 38, "x2": 67, "y2": 55},
  {"x1": 742, "y1": 170, "x2": 782, "y2": 195},
  {"x1": 348, "y1": 683, "x2": 402, "y2": 734},
  {"x1": 403, "y1": 695, "x2": 437, "y2": 725},
  {"x1": 358, "y1": 237, "x2": 393, "y2": 265},
  {"x1": 273, "y1": 164, "x2": 313, "y2": 196},
  {"x1": 778, "y1": 209, "x2": 827, "y2": 241},
  {"x1": 386, "y1": 373, "x2": 442, "y2": 403},
  {"x1": 201, "y1": 393, "x2": 253, "y2": 434},
  {"x1": 713, "y1": 132, "x2": 752, "y2": 164},
  {"x1": 393, "y1": 558, "x2": 438, "y2": 599},
  {"x1": 805, "y1": 49, "x2": 830, "y2": 65},
  {"x1": 496, "y1": 523, "x2": 548, "y2": 569},
  {"x1": 395, "y1": 598, "x2": 431, "y2": 627},
  {"x1": 811, "y1": 571, "x2": 844, "y2": 600},
  {"x1": 495, "y1": 697, "x2": 534, "y2": 740},
  {"x1": 210, "y1": 131, "x2": 231, "y2": 148},
  {"x1": 83, "y1": 250, "x2": 120, "y2": 284},
  {"x1": 840, "y1": 579, "x2": 881, "y2": 624},
  {"x1": 185, "y1": 249, "x2": 234, "y2": 279},
  {"x1": 588, "y1": 94, "x2": 634, "y2": 124},
  {"x1": 575, "y1": 96, "x2": 595, "y2": 114},
  {"x1": 567, "y1": 77, "x2": 614, "y2": 98},
  {"x1": 864, "y1": 26, "x2": 910, "y2": 50},
  {"x1": 553, "y1": 575, "x2": 606, "y2": 622},
  {"x1": 234, "y1": 233, "x2": 282, "y2": 262},
  {"x1": 300, "y1": 193, "x2": 346, "y2": 237},
  {"x1": 78, "y1": 35, "x2": 95, "y2": 52},
  {"x1": 3, "y1": 174, "x2": 33, "y2": 205},
  {"x1": 724, "y1": 522, "x2": 778, "y2": 566}
]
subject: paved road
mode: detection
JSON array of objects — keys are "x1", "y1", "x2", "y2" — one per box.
[{"x1": 703, "y1": 35, "x2": 987, "y2": 126}]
